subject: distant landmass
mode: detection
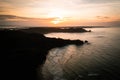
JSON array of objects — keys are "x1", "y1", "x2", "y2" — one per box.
[{"x1": 20, "y1": 27, "x2": 91, "y2": 34}]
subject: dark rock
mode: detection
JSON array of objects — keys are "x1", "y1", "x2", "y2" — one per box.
[
  {"x1": 88, "y1": 30, "x2": 91, "y2": 32},
  {"x1": 85, "y1": 40, "x2": 88, "y2": 43}
]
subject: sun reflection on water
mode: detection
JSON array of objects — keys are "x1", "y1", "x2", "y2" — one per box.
[{"x1": 42, "y1": 45, "x2": 78, "y2": 80}]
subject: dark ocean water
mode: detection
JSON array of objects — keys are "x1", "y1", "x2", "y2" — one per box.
[{"x1": 43, "y1": 27, "x2": 120, "y2": 80}]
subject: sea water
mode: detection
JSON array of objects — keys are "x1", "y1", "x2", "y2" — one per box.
[{"x1": 43, "y1": 27, "x2": 120, "y2": 80}]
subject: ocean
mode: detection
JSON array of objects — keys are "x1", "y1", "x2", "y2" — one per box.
[{"x1": 43, "y1": 27, "x2": 120, "y2": 80}]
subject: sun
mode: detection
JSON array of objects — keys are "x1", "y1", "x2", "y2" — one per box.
[
  {"x1": 51, "y1": 17, "x2": 64, "y2": 24},
  {"x1": 48, "y1": 9, "x2": 67, "y2": 24},
  {"x1": 52, "y1": 20, "x2": 60, "y2": 24}
]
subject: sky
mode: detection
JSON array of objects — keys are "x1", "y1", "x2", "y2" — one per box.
[{"x1": 0, "y1": 0, "x2": 120, "y2": 27}]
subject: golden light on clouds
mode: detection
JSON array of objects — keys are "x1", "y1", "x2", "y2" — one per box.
[
  {"x1": 0, "y1": 0, "x2": 120, "y2": 26},
  {"x1": 48, "y1": 9, "x2": 69, "y2": 25},
  {"x1": 51, "y1": 17, "x2": 63, "y2": 24},
  {"x1": 52, "y1": 20, "x2": 60, "y2": 24},
  {"x1": 48, "y1": 9, "x2": 67, "y2": 17}
]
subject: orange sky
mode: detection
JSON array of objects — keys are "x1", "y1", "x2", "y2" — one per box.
[{"x1": 0, "y1": 0, "x2": 120, "y2": 27}]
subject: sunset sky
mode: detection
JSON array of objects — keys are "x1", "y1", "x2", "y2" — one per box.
[{"x1": 0, "y1": 0, "x2": 120, "y2": 27}]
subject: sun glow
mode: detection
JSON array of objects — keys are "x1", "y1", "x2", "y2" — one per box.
[
  {"x1": 48, "y1": 9, "x2": 67, "y2": 24},
  {"x1": 51, "y1": 17, "x2": 64, "y2": 24},
  {"x1": 49, "y1": 9, "x2": 65, "y2": 17},
  {"x1": 52, "y1": 20, "x2": 60, "y2": 24}
]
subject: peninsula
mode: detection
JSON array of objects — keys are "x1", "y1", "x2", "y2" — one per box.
[{"x1": 1, "y1": 29, "x2": 85, "y2": 80}]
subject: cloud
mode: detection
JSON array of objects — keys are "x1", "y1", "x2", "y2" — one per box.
[
  {"x1": 96, "y1": 16, "x2": 110, "y2": 19},
  {"x1": 0, "y1": 0, "x2": 45, "y2": 7},
  {"x1": 0, "y1": 0, "x2": 120, "y2": 27},
  {"x1": 81, "y1": 0, "x2": 120, "y2": 4},
  {"x1": 0, "y1": 15, "x2": 56, "y2": 26},
  {"x1": 92, "y1": 18, "x2": 120, "y2": 26},
  {"x1": 107, "y1": 20, "x2": 120, "y2": 26},
  {"x1": 0, "y1": 1, "x2": 14, "y2": 13},
  {"x1": 0, "y1": 15, "x2": 27, "y2": 21},
  {"x1": 0, "y1": 15, "x2": 55, "y2": 21},
  {"x1": 0, "y1": 8, "x2": 5, "y2": 12},
  {"x1": 0, "y1": 0, "x2": 120, "y2": 17},
  {"x1": 0, "y1": 15, "x2": 119, "y2": 27}
]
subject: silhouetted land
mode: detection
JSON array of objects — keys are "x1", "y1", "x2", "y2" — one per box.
[
  {"x1": 19, "y1": 27, "x2": 90, "y2": 34},
  {"x1": 1, "y1": 30, "x2": 84, "y2": 80}
]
